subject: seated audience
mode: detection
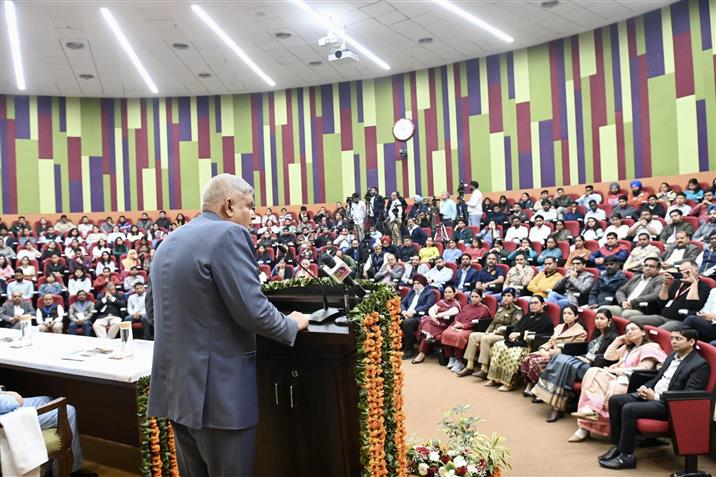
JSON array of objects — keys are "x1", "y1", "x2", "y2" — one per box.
[
  {"x1": 629, "y1": 260, "x2": 709, "y2": 330},
  {"x1": 400, "y1": 274, "x2": 438, "y2": 360},
  {"x1": 566, "y1": 235, "x2": 592, "y2": 266},
  {"x1": 125, "y1": 282, "x2": 151, "y2": 340},
  {"x1": 504, "y1": 217, "x2": 529, "y2": 244},
  {"x1": 453, "y1": 254, "x2": 479, "y2": 292},
  {"x1": 69, "y1": 290, "x2": 94, "y2": 336},
  {"x1": 659, "y1": 210, "x2": 694, "y2": 243},
  {"x1": 682, "y1": 288, "x2": 716, "y2": 343},
  {"x1": 601, "y1": 327, "x2": 708, "y2": 470},
  {"x1": 569, "y1": 322, "x2": 665, "y2": 442},
  {"x1": 36, "y1": 293, "x2": 64, "y2": 334},
  {"x1": 533, "y1": 309, "x2": 618, "y2": 422},
  {"x1": 662, "y1": 230, "x2": 700, "y2": 270},
  {"x1": 440, "y1": 289, "x2": 493, "y2": 373},
  {"x1": 546, "y1": 257, "x2": 594, "y2": 308},
  {"x1": 520, "y1": 305, "x2": 588, "y2": 399},
  {"x1": 68, "y1": 269, "x2": 92, "y2": 297},
  {"x1": 589, "y1": 232, "x2": 629, "y2": 269},
  {"x1": 588, "y1": 257, "x2": 627, "y2": 307},
  {"x1": 92, "y1": 282, "x2": 126, "y2": 339},
  {"x1": 508, "y1": 238, "x2": 537, "y2": 265},
  {"x1": 0, "y1": 291, "x2": 34, "y2": 329},
  {"x1": 527, "y1": 257, "x2": 564, "y2": 298},
  {"x1": 442, "y1": 239, "x2": 462, "y2": 264},
  {"x1": 411, "y1": 285, "x2": 461, "y2": 364},
  {"x1": 6, "y1": 270, "x2": 34, "y2": 299},
  {"x1": 425, "y1": 257, "x2": 453, "y2": 290},
  {"x1": 582, "y1": 217, "x2": 604, "y2": 242},
  {"x1": 536, "y1": 237, "x2": 563, "y2": 265},
  {"x1": 501, "y1": 253, "x2": 534, "y2": 297},
  {"x1": 622, "y1": 233, "x2": 661, "y2": 272},
  {"x1": 457, "y1": 288, "x2": 523, "y2": 378},
  {"x1": 374, "y1": 253, "x2": 404, "y2": 284},
  {"x1": 697, "y1": 232, "x2": 716, "y2": 276},
  {"x1": 39, "y1": 273, "x2": 64, "y2": 296},
  {"x1": 484, "y1": 295, "x2": 554, "y2": 391}
]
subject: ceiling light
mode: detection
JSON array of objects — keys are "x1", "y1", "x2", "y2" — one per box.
[
  {"x1": 197, "y1": 72, "x2": 212, "y2": 78},
  {"x1": 292, "y1": 0, "x2": 391, "y2": 71},
  {"x1": 432, "y1": 0, "x2": 513, "y2": 43},
  {"x1": 418, "y1": 37, "x2": 433, "y2": 45},
  {"x1": 309, "y1": 60, "x2": 322, "y2": 66},
  {"x1": 65, "y1": 41, "x2": 85, "y2": 50},
  {"x1": 78, "y1": 73, "x2": 94, "y2": 79},
  {"x1": 274, "y1": 32, "x2": 292, "y2": 40},
  {"x1": 3, "y1": 1, "x2": 26, "y2": 91},
  {"x1": 540, "y1": 0, "x2": 560, "y2": 8},
  {"x1": 100, "y1": 8, "x2": 159, "y2": 94},
  {"x1": 191, "y1": 4, "x2": 276, "y2": 87},
  {"x1": 171, "y1": 42, "x2": 189, "y2": 50}
]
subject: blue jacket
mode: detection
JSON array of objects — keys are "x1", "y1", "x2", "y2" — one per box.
[
  {"x1": 400, "y1": 288, "x2": 437, "y2": 314},
  {"x1": 408, "y1": 226, "x2": 427, "y2": 246},
  {"x1": 453, "y1": 267, "x2": 479, "y2": 291}
]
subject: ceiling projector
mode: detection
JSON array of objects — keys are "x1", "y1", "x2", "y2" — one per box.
[{"x1": 328, "y1": 48, "x2": 359, "y2": 62}]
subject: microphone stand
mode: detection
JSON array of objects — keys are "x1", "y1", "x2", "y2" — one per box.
[{"x1": 278, "y1": 244, "x2": 340, "y2": 324}]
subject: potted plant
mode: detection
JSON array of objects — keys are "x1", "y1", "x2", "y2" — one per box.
[{"x1": 407, "y1": 405, "x2": 510, "y2": 477}]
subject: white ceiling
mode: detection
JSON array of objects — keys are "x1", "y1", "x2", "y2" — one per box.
[{"x1": 0, "y1": 0, "x2": 675, "y2": 98}]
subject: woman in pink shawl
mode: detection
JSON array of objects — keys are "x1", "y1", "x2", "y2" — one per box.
[
  {"x1": 567, "y1": 321, "x2": 666, "y2": 442},
  {"x1": 411, "y1": 286, "x2": 461, "y2": 364},
  {"x1": 441, "y1": 289, "x2": 493, "y2": 373}
]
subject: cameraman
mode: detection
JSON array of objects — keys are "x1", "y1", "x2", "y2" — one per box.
[
  {"x1": 366, "y1": 187, "x2": 386, "y2": 232},
  {"x1": 465, "y1": 180, "x2": 483, "y2": 227},
  {"x1": 387, "y1": 191, "x2": 407, "y2": 246}
]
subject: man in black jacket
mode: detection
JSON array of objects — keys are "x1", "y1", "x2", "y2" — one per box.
[
  {"x1": 92, "y1": 282, "x2": 127, "y2": 339},
  {"x1": 600, "y1": 326, "x2": 710, "y2": 470}
]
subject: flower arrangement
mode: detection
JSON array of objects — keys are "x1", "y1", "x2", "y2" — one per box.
[
  {"x1": 136, "y1": 376, "x2": 180, "y2": 477},
  {"x1": 407, "y1": 406, "x2": 510, "y2": 477}
]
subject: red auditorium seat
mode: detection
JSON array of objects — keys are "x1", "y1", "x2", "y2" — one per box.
[
  {"x1": 645, "y1": 325, "x2": 673, "y2": 353},
  {"x1": 544, "y1": 302, "x2": 562, "y2": 326},
  {"x1": 481, "y1": 294, "x2": 497, "y2": 317},
  {"x1": 634, "y1": 341, "x2": 716, "y2": 477},
  {"x1": 454, "y1": 291, "x2": 468, "y2": 306}
]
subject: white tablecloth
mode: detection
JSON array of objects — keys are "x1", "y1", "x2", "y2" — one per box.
[{"x1": 0, "y1": 328, "x2": 153, "y2": 383}]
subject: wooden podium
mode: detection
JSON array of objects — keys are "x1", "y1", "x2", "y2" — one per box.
[{"x1": 256, "y1": 285, "x2": 361, "y2": 477}]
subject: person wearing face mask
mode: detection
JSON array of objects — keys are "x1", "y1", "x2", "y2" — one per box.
[{"x1": 146, "y1": 175, "x2": 309, "y2": 476}]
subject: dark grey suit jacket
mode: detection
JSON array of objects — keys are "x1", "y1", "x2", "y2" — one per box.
[
  {"x1": 147, "y1": 212, "x2": 298, "y2": 430},
  {"x1": 614, "y1": 274, "x2": 664, "y2": 307}
]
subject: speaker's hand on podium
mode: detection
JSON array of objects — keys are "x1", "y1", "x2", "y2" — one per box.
[{"x1": 288, "y1": 311, "x2": 310, "y2": 331}]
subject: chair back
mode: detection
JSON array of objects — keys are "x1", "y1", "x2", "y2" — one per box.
[
  {"x1": 612, "y1": 316, "x2": 629, "y2": 334},
  {"x1": 696, "y1": 341, "x2": 716, "y2": 393},
  {"x1": 481, "y1": 294, "x2": 498, "y2": 317},
  {"x1": 545, "y1": 302, "x2": 562, "y2": 326},
  {"x1": 646, "y1": 325, "x2": 673, "y2": 353},
  {"x1": 579, "y1": 308, "x2": 597, "y2": 340},
  {"x1": 454, "y1": 291, "x2": 468, "y2": 306}
]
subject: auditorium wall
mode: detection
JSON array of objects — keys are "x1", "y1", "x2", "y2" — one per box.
[{"x1": 0, "y1": 0, "x2": 714, "y2": 214}]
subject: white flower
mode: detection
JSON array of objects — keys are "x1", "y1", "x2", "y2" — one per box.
[
  {"x1": 429, "y1": 451, "x2": 440, "y2": 462},
  {"x1": 447, "y1": 449, "x2": 457, "y2": 457},
  {"x1": 467, "y1": 465, "x2": 478, "y2": 475},
  {"x1": 453, "y1": 456, "x2": 467, "y2": 468},
  {"x1": 418, "y1": 463, "x2": 429, "y2": 476},
  {"x1": 438, "y1": 467, "x2": 449, "y2": 477}
]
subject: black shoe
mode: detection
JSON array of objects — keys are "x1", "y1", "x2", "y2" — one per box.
[
  {"x1": 546, "y1": 410, "x2": 563, "y2": 422},
  {"x1": 402, "y1": 351, "x2": 416, "y2": 360},
  {"x1": 598, "y1": 446, "x2": 620, "y2": 462},
  {"x1": 531, "y1": 397, "x2": 543, "y2": 404},
  {"x1": 599, "y1": 453, "x2": 636, "y2": 470}
]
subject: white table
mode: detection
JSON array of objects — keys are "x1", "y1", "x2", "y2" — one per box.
[
  {"x1": 1, "y1": 328, "x2": 155, "y2": 472},
  {"x1": 0, "y1": 328, "x2": 153, "y2": 383}
]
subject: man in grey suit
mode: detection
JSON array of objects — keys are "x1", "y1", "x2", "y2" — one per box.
[
  {"x1": 599, "y1": 257, "x2": 664, "y2": 319},
  {"x1": 147, "y1": 174, "x2": 309, "y2": 476}
]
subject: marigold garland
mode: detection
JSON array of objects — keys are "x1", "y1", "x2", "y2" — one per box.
[{"x1": 136, "y1": 376, "x2": 180, "y2": 477}]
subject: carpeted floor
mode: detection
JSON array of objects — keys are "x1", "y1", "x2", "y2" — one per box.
[{"x1": 402, "y1": 356, "x2": 716, "y2": 476}]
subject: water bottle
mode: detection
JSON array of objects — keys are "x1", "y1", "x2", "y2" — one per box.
[
  {"x1": 19, "y1": 316, "x2": 32, "y2": 346},
  {"x1": 119, "y1": 321, "x2": 134, "y2": 358}
]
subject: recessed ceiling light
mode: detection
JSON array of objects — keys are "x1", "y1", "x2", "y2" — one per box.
[
  {"x1": 292, "y1": 0, "x2": 390, "y2": 71},
  {"x1": 432, "y1": 0, "x2": 514, "y2": 43},
  {"x1": 65, "y1": 41, "x2": 85, "y2": 50},
  {"x1": 101, "y1": 8, "x2": 159, "y2": 94},
  {"x1": 274, "y1": 32, "x2": 292, "y2": 40},
  {"x1": 198, "y1": 72, "x2": 212, "y2": 78},
  {"x1": 309, "y1": 60, "x2": 322, "y2": 66},
  {"x1": 3, "y1": 1, "x2": 26, "y2": 91},
  {"x1": 191, "y1": 4, "x2": 276, "y2": 87},
  {"x1": 78, "y1": 73, "x2": 94, "y2": 80},
  {"x1": 418, "y1": 37, "x2": 433, "y2": 45},
  {"x1": 540, "y1": 0, "x2": 559, "y2": 8},
  {"x1": 171, "y1": 42, "x2": 189, "y2": 50}
]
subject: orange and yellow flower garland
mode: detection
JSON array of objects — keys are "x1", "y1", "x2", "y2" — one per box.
[
  {"x1": 386, "y1": 297, "x2": 408, "y2": 477},
  {"x1": 137, "y1": 376, "x2": 180, "y2": 477},
  {"x1": 363, "y1": 311, "x2": 388, "y2": 475}
]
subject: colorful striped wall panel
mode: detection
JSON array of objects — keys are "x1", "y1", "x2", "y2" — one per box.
[{"x1": 0, "y1": 0, "x2": 714, "y2": 214}]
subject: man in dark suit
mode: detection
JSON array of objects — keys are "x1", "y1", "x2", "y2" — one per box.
[
  {"x1": 600, "y1": 326, "x2": 710, "y2": 470},
  {"x1": 147, "y1": 174, "x2": 309, "y2": 476},
  {"x1": 406, "y1": 217, "x2": 427, "y2": 246},
  {"x1": 454, "y1": 254, "x2": 478, "y2": 292},
  {"x1": 400, "y1": 274, "x2": 438, "y2": 359}
]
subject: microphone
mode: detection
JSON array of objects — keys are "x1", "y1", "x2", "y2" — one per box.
[
  {"x1": 319, "y1": 254, "x2": 367, "y2": 298},
  {"x1": 276, "y1": 244, "x2": 340, "y2": 324}
]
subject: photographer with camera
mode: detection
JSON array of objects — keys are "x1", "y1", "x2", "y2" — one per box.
[
  {"x1": 464, "y1": 180, "x2": 483, "y2": 227},
  {"x1": 387, "y1": 191, "x2": 407, "y2": 246},
  {"x1": 366, "y1": 187, "x2": 386, "y2": 233}
]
